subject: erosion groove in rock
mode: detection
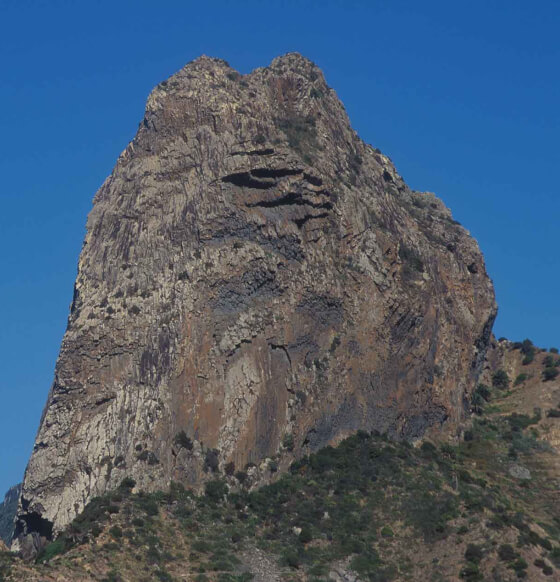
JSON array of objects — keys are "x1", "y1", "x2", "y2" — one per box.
[{"x1": 15, "y1": 52, "x2": 496, "y2": 542}]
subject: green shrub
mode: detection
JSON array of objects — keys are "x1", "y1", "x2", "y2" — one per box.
[
  {"x1": 520, "y1": 339, "x2": 536, "y2": 365},
  {"x1": 349, "y1": 550, "x2": 387, "y2": 579},
  {"x1": 101, "y1": 570, "x2": 122, "y2": 582},
  {"x1": 543, "y1": 355, "x2": 557, "y2": 367},
  {"x1": 204, "y1": 449, "x2": 220, "y2": 473},
  {"x1": 299, "y1": 525, "x2": 313, "y2": 543},
  {"x1": 192, "y1": 539, "x2": 212, "y2": 553},
  {"x1": 35, "y1": 536, "x2": 69, "y2": 563},
  {"x1": 460, "y1": 562, "x2": 483, "y2": 581},
  {"x1": 465, "y1": 544, "x2": 484, "y2": 564},
  {"x1": 498, "y1": 544, "x2": 517, "y2": 562},
  {"x1": 492, "y1": 370, "x2": 510, "y2": 389},
  {"x1": 471, "y1": 384, "x2": 491, "y2": 413},
  {"x1": 174, "y1": 431, "x2": 193, "y2": 450},
  {"x1": 381, "y1": 525, "x2": 394, "y2": 538},
  {"x1": 547, "y1": 408, "x2": 560, "y2": 418},
  {"x1": 205, "y1": 480, "x2": 228, "y2": 502},
  {"x1": 282, "y1": 434, "x2": 295, "y2": 452},
  {"x1": 234, "y1": 471, "x2": 248, "y2": 484},
  {"x1": 282, "y1": 548, "x2": 300, "y2": 569},
  {"x1": 136, "y1": 495, "x2": 159, "y2": 516},
  {"x1": 510, "y1": 557, "x2": 528, "y2": 576},
  {"x1": 506, "y1": 412, "x2": 540, "y2": 430},
  {"x1": 276, "y1": 114, "x2": 318, "y2": 159},
  {"x1": 119, "y1": 477, "x2": 136, "y2": 490},
  {"x1": 542, "y1": 564, "x2": 553, "y2": 575},
  {"x1": 550, "y1": 347, "x2": 559, "y2": 354},
  {"x1": 548, "y1": 547, "x2": 560, "y2": 568},
  {"x1": 155, "y1": 570, "x2": 174, "y2": 582},
  {"x1": 514, "y1": 373, "x2": 528, "y2": 386},
  {"x1": 402, "y1": 489, "x2": 458, "y2": 541},
  {"x1": 420, "y1": 441, "x2": 438, "y2": 459},
  {"x1": 543, "y1": 367, "x2": 559, "y2": 381},
  {"x1": 399, "y1": 244, "x2": 424, "y2": 276}
]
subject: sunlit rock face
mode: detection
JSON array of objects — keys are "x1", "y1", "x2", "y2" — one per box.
[{"x1": 15, "y1": 53, "x2": 496, "y2": 540}]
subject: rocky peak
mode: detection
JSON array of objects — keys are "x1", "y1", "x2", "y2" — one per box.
[{"x1": 15, "y1": 54, "x2": 496, "y2": 546}]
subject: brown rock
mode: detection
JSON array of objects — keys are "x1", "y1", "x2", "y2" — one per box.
[{"x1": 16, "y1": 53, "x2": 496, "y2": 538}]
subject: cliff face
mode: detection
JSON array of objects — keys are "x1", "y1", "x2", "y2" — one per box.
[
  {"x1": 0, "y1": 485, "x2": 21, "y2": 544},
  {"x1": 15, "y1": 53, "x2": 496, "y2": 540}
]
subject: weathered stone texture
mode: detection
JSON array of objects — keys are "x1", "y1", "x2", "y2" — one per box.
[{"x1": 15, "y1": 53, "x2": 496, "y2": 539}]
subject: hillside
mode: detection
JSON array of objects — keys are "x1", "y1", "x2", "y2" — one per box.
[{"x1": 3, "y1": 341, "x2": 559, "y2": 581}]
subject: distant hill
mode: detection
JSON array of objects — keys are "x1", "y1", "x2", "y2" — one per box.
[{"x1": 0, "y1": 484, "x2": 20, "y2": 544}]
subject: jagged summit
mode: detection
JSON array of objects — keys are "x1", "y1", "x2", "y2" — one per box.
[{"x1": 15, "y1": 54, "x2": 496, "y2": 549}]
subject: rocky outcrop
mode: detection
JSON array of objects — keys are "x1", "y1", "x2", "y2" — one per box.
[
  {"x1": 15, "y1": 53, "x2": 496, "y2": 542},
  {"x1": 0, "y1": 484, "x2": 21, "y2": 544}
]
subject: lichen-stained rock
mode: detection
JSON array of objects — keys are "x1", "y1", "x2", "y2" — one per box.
[{"x1": 15, "y1": 53, "x2": 496, "y2": 541}]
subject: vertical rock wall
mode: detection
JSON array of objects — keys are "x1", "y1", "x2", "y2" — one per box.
[{"x1": 15, "y1": 53, "x2": 496, "y2": 540}]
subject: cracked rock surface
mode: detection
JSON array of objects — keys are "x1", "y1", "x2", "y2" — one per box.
[{"x1": 15, "y1": 53, "x2": 496, "y2": 540}]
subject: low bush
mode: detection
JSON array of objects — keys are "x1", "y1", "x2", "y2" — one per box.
[
  {"x1": 514, "y1": 373, "x2": 528, "y2": 386},
  {"x1": 520, "y1": 339, "x2": 536, "y2": 365},
  {"x1": 381, "y1": 525, "x2": 394, "y2": 538},
  {"x1": 543, "y1": 355, "x2": 557, "y2": 367},
  {"x1": 282, "y1": 434, "x2": 295, "y2": 452},
  {"x1": 36, "y1": 536, "x2": 69, "y2": 563},
  {"x1": 119, "y1": 477, "x2": 136, "y2": 491},
  {"x1": 465, "y1": 543, "x2": 484, "y2": 564},
  {"x1": 471, "y1": 384, "x2": 491, "y2": 413},
  {"x1": 174, "y1": 431, "x2": 193, "y2": 450},
  {"x1": 205, "y1": 480, "x2": 228, "y2": 502},
  {"x1": 460, "y1": 562, "x2": 483, "y2": 581},
  {"x1": 543, "y1": 367, "x2": 559, "y2": 381},
  {"x1": 492, "y1": 370, "x2": 509, "y2": 389},
  {"x1": 204, "y1": 449, "x2": 220, "y2": 473},
  {"x1": 498, "y1": 544, "x2": 517, "y2": 562}
]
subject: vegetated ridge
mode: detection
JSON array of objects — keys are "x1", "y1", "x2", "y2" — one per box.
[{"x1": 2, "y1": 340, "x2": 560, "y2": 581}]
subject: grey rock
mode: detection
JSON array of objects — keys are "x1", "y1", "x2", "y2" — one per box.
[
  {"x1": 16, "y1": 53, "x2": 496, "y2": 538},
  {"x1": 509, "y1": 463, "x2": 532, "y2": 480}
]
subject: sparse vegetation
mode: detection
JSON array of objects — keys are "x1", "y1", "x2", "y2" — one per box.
[
  {"x1": 20, "y1": 416, "x2": 558, "y2": 582},
  {"x1": 276, "y1": 114, "x2": 319, "y2": 163},
  {"x1": 514, "y1": 373, "x2": 529, "y2": 386}
]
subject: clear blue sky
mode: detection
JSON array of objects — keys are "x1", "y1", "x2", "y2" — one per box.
[{"x1": 1, "y1": 0, "x2": 559, "y2": 495}]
